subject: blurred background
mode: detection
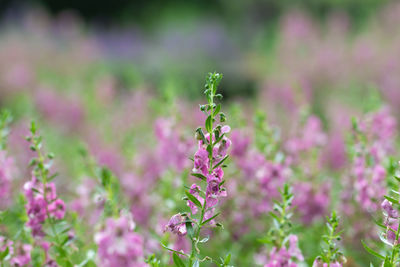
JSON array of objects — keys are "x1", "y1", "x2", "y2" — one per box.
[
  {"x1": 1, "y1": 0, "x2": 400, "y2": 176},
  {"x1": 1, "y1": 0, "x2": 399, "y2": 100},
  {"x1": 1, "y1": 0, "x2": 400, "y2": 185}
]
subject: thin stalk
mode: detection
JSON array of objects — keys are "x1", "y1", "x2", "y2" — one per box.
[
  {"x1": 390, "y1": 219, "x2": 400, "y2": 264},
  {"x1": 32, "y1": 135, "x2": 71, "y2": 264}
]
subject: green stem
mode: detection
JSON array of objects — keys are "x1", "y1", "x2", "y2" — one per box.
[
  {"x1": 190, "y1": 94, "x2": 215, "y2": 263},
  {"x1": 34, "y1": 138, "x2": 71, "y2": 264},
  {"x1": 390, "y1": 220, "x2": 400, "y2": 264},
  {"x1": 208, "y1": 89, "x2": 215, "y2": 174}
]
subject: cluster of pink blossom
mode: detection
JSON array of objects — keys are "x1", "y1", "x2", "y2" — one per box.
[
  {"x1": 165, "y1": 125, "x2": 232, "y2": 235},
  {"x1": 285, "y1": 115, "x2": 327, "y2": 158},
  {"x1": 264, "y1": 235, "x2": 303, "y2": 267},
  {"x1": 10, "y1": 243, "x2": 32, "y2": 266},
  {"x1": 0, "y1": 236, "x2": 32, "y2": 266},
  {"x1": 293, "y1": 181, "x2": 331, "y2": 224},
  {"x1": 380, "y1": 199, "x2": 400, "y2": 245},
  {"x1": 35, "y1": 89, "x2": 85, "y2": 133},
  {"x1": 351, "y1": 108, "x2": 396, "y2": 213},
  {"x1": 24, "y1": 176, "x2": 66, "y2": 237},
  {"x1": 154, "y1": 118, "x2": 193, "y2": 172},
  {"x1": 0, "y1": 150, "x2": 14, "y2": 204},
  {"x1": 190, "y1": 125, "x2": 231, "y2": 222},
  {"x1": 231, "y1": 130, "x2": 289, "y2": 214},
  {"x1": 313, "y1": 259, "x2": 343, "y2": 267},
  {"x1": 164, "y1": 213, "x2": 187, "y2": 236},
  {"x1": 287, "y1": 115, "x2": 331, "y2": 223},
  {"x1": 94, "y1": 213, "x2": 147, "y2": 267},
  {"x1": 231, "y1": 116, "x2": 330, "y2": 225}
]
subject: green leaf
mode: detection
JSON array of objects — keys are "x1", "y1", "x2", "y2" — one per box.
[
  {"x1": 100, "y1": 167, "x2": 112, "y2": 187},
  {"x1": 213, "y1": 104, "x2": 221, "y2": 117},
  {"x1": 0, "y1": 246, "x2": 9, "y2": 261},
  {"x1": 205, "y1": 115, "x2": 213, "y2": 133},
  {"x1": 185, "y1": 219, "x2": 194, "y2": 239},
  {"x1": 383, "y1": 256, "x2": 391, "y2": 267},
  {"x1": 224, "y1": 253, "x2": 231, "y2": 265},
  {"x1": 195, "y1": 128, "x2": 207, "y2": 144},
  {"x1": 172, "y1": 253, "x2": 186, "y2": 267},
  {"x1": 206, "y1": 144, "x2": 212, "y2": 155},
  {"x1": 362, "y1": 240, "x2": 385, "y2": 260},
  {"x1": 30, "y1": 121, "x2": 37, "y2": 134},
  {"x1": 213, "y1": 155, "x2": 229, "y2": 169},
  {"x1": 185, "y1": 191, "x2": 202, "y2": 208},
  {"x1": 191, "y1": 173, "x2": 207, "y2": 181},
  {"x1": 201, "y1": 212, "x2": 220, "y2": 225}
]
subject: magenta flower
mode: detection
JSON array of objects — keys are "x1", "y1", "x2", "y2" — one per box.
[
  {"x1": 95, "y1": 214, "x2": 147, "y2": 267},
  {"x1": 0, "y1": 150, "x2": 14, "y2": 203},
  {"x1": 24, "y1": 175, "x2": 67, "y2": 237},
  {"x1": 10, "y1": 244, "x2": 32, "y2": 266},
  {"x1": 230, "y1": 130, "x2": 250, "y2": 158},
  {"x1": 381, "y1": 199, "x2": 399, "y2": 218},
  {"x1": 164, "y1": 214, "x2": 187, "y2": 236},
  {"x1": 313, "y1": 259, "x2": 343, "y2": 267},
  {"x1": 43, "y1": 183, "x2": 57, "y2": 202},
  {"x1": 154, "y1": 118, "x2": 193, "y2": 172},
  {"x1": 49, "y1": 199, "x2": 66, "y2": 220},
  {"x1": 193, "y1": 147, "x2": 209, "y2": 175},
  {"x1": 264, "y1": 234, "x2": 303, "y2": 267},
  {"x1": 293, "y1": 182, "x2": 330, "y2": 224},
  {"x1": 288, "y1": 235, "x2": 304, "y2": 261}
]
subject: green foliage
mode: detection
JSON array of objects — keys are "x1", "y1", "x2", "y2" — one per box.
[
  {"x1": 26, "y1": 121, "x2": 75, "y2": 265},
  {"x1": 260, "y1": 184, "x2": 295, "y2": 248},
  {"x1": 0, "y1": 109, "x2": 12, "y2": 150},
  {"x1": 315, "y1": 211, "x2": 346, "y2": 265}
]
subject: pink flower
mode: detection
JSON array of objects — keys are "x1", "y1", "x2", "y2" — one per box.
[
  {"x1": 10, "y1": 244, "x2": 32, "y2": 266},
  {"x1": 193, "y1": 147, "x2": 209, "y2": 175},
  {"x1": 49, "y1": 199, "x2": 66, "y2": 220},
  {"x1": 264, "y1": 234, "x2": 303, "y2": 266},
  {"x1": 154, "y1": 118, "x2": 193, "y2": 172},
  {"x1": 0, "y1": 151, "x2": 14, "y2": 203},
  {"x1": 24, "y1": 175, "x2": 67, "y2": 237},
  {"x1": 95, "y1": 214, "x2": 147, "y2": 267},
  {"x1": 43, "y1": 183, "x2": 57, "y2": 202},
  {"x1": 313, "y1": 259, "x2": 342, "y2": 267},
  {"x1": 288, "y1": 235, "x2": 304, "y2": 261},
  {"x1": 230, "y1": 130, "x2": 250, "y2": 158},
  {"x1": 293, "y1": 182, "x2": 330, "y2": 224},
  {"x1": 285, "y1": 115, "x2": 327, "y2": 157},
  {"x1": 381, "y1": 199, "x2": 399, "y2": 218},
  {"x1": 164, "y1": 214, "x2": 187, "y2": 236}
]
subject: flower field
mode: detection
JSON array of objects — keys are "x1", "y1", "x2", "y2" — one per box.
[{"x1": 1, "y1": 3, "x2": 400, "y2": 266}]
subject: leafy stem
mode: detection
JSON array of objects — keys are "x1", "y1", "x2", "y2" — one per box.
[{"x1": 27, "y1": 121, "x2": 72, "y2": 265}]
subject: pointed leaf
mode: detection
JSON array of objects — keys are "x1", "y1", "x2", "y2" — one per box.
[
  {"x1": 213, "y1": 155, "x2": 229, "y2": 170},
  {"x1": 191, "y1": 173, "x2": 207, "y2": 181},
  {"x1": 173, "y1": 252, "x2": 186, "y2": 267},
  {"x1": 185, "y1": 191, "x2": 202, "y2": 209},
  {"x1": 362, "y1": 240, "x2": 385, "y2": 260},
  {"x1": 205, "y1": 115, "x2": 213, "y2": 133}
]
